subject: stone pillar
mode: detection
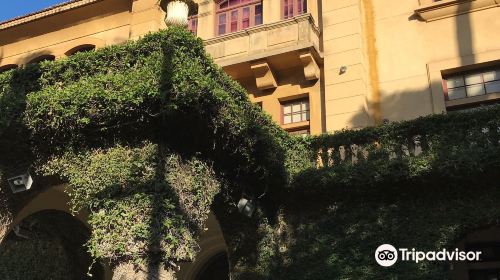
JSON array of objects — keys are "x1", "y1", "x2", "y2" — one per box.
[
  {"x1": 112, "y1": 263, "x2": 177, "y2": 280},
  {"x1": 321, "y1": 0, "x2": 374, "y2": 131}
]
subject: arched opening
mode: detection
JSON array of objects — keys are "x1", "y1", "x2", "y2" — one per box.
[
  {"x1": 0, "y1": 210, "x2": 104, "y2": 280},
  {"x1": 451, "y1": 225, "x2": 500, "y2": 280},
  {"x1": 27, "y1": 55, "x2": 55, "y2": 64},
  {"x1": 176, "y1": 213, "x2": 229, "y2": 280},
  {"x1": 195, "y1": 251, "x2": 230, "y2": 280},
  {"x1": 65, "y1": 44, "x2": 96, "y2": 56},
  {"x1": 0, "y1": 64, "x2": 18, "y2": 74}
]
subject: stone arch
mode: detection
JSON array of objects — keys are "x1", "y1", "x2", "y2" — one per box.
[
  {"x1": 65, "y1": 44, "x2": 97, "y2": 56},
  {"x1": 0, "y1": 209, "x2": 105, "y2": 280},
  {"x1": 177, "y1": 212, "x2": 229, "y2": 280},
  {"x1": 64, "y1": 37, "x2": 106, "y2": 56},
  {"x1": 0, "y1": 64, "x2": 18, "y2": 73},
  {"x1": 11, "y1": 184, "x2": 87, "y2": 229},
  {"x1": 450, "y1": 225, "x2": 500, "y2": 280},
  {"x1": 25, "y1": 53, "x2": 56, "y2": 65},
  {"x1": 5, "y1": 185, "x2": 113, "y2": 280}
]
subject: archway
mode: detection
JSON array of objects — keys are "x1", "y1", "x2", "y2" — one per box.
[
  {"x1": 176, "y1": 213, "x2": 229, "y2": 280},
  {"x1": 0, "y1": 210, "x2": 104, "y2": 280},
  {"x1": 195, "y1": 251, "x2": 229, "y2": 280},
  {"x1": 451, "y1": 225, "x2": 500, "y2": 280}
]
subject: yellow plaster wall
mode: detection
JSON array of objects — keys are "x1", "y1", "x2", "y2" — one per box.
[{"x1": 373, "y1": 0, "x2": 500, "y2": 121}]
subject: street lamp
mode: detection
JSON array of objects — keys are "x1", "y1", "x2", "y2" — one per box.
[{"x1": 159, "y1": 0, "x2": 197, "y2": 26}]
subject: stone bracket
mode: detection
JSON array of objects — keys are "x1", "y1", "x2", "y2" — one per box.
[
  {"x1": 299, "y1": 50, "x2": 320, "y2": 81},
  {"x1": 250, "y1": 59, "x2": 278, "y2": 90}
]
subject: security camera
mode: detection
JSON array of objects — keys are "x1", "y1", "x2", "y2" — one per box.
[{"x1": 7, "y1": 173, "x2": 33, "y2": 194}]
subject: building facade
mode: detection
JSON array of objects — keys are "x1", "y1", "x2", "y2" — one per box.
[
  {"x1": 1, "y1": 0, "x2": 500, "y2": 279},
  {"x1": 1, "y1": 0, "x2": 500, "y2": 134}
]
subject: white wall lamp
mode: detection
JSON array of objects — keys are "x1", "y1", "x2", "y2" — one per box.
[
  {"x1": 339, "y1": 66, "x2": 347, "y2": 75},
  {"x1": 7, "y1": 172, "x2": 33, "y2": 194},
  {"x1": 238, "y1": 197, "x2": 256, "y2": 218}
]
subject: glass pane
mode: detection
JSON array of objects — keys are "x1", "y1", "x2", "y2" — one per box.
[
  {"x1": 297, "y1": 0, "x2": 303, "y2": 14},
  {"x1": 302, "y1": 112, "x2": 310, "y2": 121},
  {"x1": 292, "y1": 113, "x2": 302, "y2": 123},
  {"x1": 292, "y1": 103, "x2": 301, "y2": 113},
  {"x1": 466, "y1": 84, "x2": 485, "y2": 97},
  {"x1": 446, "y1": 76, "x2": 464, "y2": 88},
  {"x1": 302, "y1": 101, "x2": 309, "y2": 111},
  {"x1": 485, "y1": 80, "x2": 500, "y2": 94},
  {"x1": 284, "y1": 115, "x2": 292, "y2": 124},
  {"x1": 242, "y1": 7, "x2": 250, "y2": 29},
  {"x1": 218, "y1": 14, "x2": 227, "y2": 35},
  {"x1": 231, "y1": 10, "x2": 238, "y2": 32},
  {"x1": 284, "y1": 105, "x2": 291, "y2": 114},
  {"x1": 284, "y1": 0, "x2": 288, "y2": 18},
  {"x1": 465, "y1": 73, "x2": 483, "y2": 85},
  {"x1": 483, "y1": 70, "x2": 500, "y2": 82},
  {"x1": 220, "y1": 1, "x2": 228, "y2": 9},
  {"x1": 255, "y1": 4, "x2": 262, "y2": 25},
  {"x1": 448, "y1": 87, "x2": 466, "y2": 100}
]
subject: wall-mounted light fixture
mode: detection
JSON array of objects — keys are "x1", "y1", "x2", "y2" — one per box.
[
  {"x1": 238, "y1": 197, "x2": 256, "y2": 218},
  {"x1": 8, "y1": 173, "x2": 33, "y2": 194},
  {"x1": 339, "y1": 66, "x2": 347, "y2": 75}
]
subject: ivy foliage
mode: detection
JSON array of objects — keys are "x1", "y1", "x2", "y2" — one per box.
[
  {"x1": 224, "y1": 105, "x2": 500, "y2": 280},
  {"x1": 43, "y1": 143, "x2": 220, "y2": 266},
  {"x1": 0, "y1": 26, "x2": 302, "y2": 272}
]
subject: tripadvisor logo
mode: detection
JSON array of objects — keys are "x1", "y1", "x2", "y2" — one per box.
[{"x1": 375, "y1": 244, "x2": 482, "y2": 267}]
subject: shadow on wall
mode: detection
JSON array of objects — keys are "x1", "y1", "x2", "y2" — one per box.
[{"x1": 457, "y1": 1, "x2": 475, "y2": 66}]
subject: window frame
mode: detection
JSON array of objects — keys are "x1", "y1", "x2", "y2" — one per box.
[
  {"x1": 215, "y1": 0, "x2": 262, "y2": 36},
  {"x1": 442, "y1": 66, "x2": 500, "y2": 101},
  {"x1": 280, "y1": 98, "x2": 310, "y2": 125},
  {"x1": 281, "y1": 0, "x2": 307, "y2": 19},
  {"x1": 188, "y1": 15, "x2": 199, "y2": 35}
]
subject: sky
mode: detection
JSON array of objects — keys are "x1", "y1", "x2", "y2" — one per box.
[{"x1": 0, "y1": 0, "x2": 69, "y2": 22}]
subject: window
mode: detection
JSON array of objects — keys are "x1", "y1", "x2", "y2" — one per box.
[
  {"x1": 443, "y1": 67, "x2": 500, "y2": 101},
  {"x1": 65, "y1": 44, "x2": 96, "y2": 56},
  {"x1": 282, "y1": 99, "x2": 310, "y2": 125},
  {"x1": 216, "y1": 0, "x2": 262, "y2": 36},
  {"x1": 27, "y1": 55, "x2": 55, "y2": 64},
  {"x1": 0, "y1": 64, "x2": 18, "y2": 74},
  {"x1": 282, "y1": 0, "x2": 307, "y2": 19},
  {"x1": 188, "y1": 16, "x2": 198, "y2": 35}
]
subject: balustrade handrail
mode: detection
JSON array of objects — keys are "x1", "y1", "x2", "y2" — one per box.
[{"x1": 310, "y1": 105, "x2": 500, "y2": 168}]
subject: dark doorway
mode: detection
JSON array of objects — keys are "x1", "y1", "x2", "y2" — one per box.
[
  {"x1": 195, "y1": 252, "x2": 230, "y2": 280},
  {"x1": 0, "y1": 210, "x2": 104, "y2": 280}
]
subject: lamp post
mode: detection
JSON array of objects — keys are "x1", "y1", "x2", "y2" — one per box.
[{"x1": 159, "y1": 0, "x2": 196, "y2": 26}]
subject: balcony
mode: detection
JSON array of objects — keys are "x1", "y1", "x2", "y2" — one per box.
[{"x1": 204, "y1": 13, "x2": 322, "y2": 90}]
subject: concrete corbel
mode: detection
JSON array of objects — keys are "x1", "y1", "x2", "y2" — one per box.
[
  {"x1": 250, "y1": 59, "x2": 277, "y2": 90},
  {"x1": 299, "y1": 50, "x2": 320, "y2": 81}
]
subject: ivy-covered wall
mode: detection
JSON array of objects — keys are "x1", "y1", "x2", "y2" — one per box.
[
  {"x1": 224, "y1": 106, "x2": 500, "y2": 279},
  {"x1": 0, "y1": 26, "x2": 304, "y2": 278}
]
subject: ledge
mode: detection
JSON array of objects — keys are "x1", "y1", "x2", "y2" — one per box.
[
  {"x1": 0, "y1": 0, "x2": 105, "y2": 30},
  {"x1": 415, "y1": 0, "x2": 499, "y2": 22},
  {"x1": 445, "y1": 92, "x2": 500, "y2": 108},
  {"x1": 282, "y1": 121, "x2": 310, "y2": 131},
  {"x1": 204, "y1": 13, "x2": 322, "y2": 67}
]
